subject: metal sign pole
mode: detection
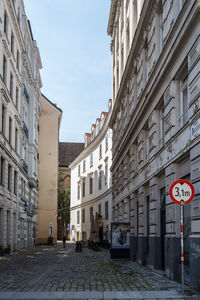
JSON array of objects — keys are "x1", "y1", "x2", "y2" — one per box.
[{"x1": 180, "y1": 201, "x2": 184, "y2": 295}]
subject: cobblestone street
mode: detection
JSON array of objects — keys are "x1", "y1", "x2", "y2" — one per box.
[{"x1": 0, "y1": 242, "x2": 199, "y2": 299}]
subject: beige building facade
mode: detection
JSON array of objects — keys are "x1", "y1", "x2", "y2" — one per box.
[
  {"x1": 38, "y1": 94, "x2": 62, "y2": 245},
  {"x1": 108, "y1": 0, "x2": 200, "y2": 291}
]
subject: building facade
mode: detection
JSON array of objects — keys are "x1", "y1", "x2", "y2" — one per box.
[
  {"x1": 108, "y1": 0, "x2": 200, "y2": 291},
  {"x1": 37, "y1": 94, "x2": 62, "y2": 245},
  {"x1": 70, "y1": 100, "x2": 112, "y2": 243},
  {"x1": 58, "y1": 142, "x2": 84, "y2": 240},
  {"x1": 0, "y1": 0, "x2": 42, "y2": 252}
]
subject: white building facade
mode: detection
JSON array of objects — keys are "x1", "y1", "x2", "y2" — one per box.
[
  {"x1": 108, "y1": 0, "x2": 200, "y2": 291},
  {"x1": 70, "y1": 100, "x2": 112, "y2": 243},
  {"x1": 0, "y1": 0, "x2": 42, "y2": 252}
]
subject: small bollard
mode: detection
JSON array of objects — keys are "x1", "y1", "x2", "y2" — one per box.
[{"x1": 75, "y1": 241, "x2": 82, "y2": 252}]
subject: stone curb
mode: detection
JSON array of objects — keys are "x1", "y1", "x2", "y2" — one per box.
[{"x1": 0, "y1": 290, "x2": 199, "y2": 299}]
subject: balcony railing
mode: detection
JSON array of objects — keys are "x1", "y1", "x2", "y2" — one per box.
[
  {"x1": 27, "y1": 203, "x2": 34, "y2": 216},
  {"x1": 21, "y1": 159, "x2": 28, "y2": 174},
  {"x1": 23, "y1": 84, "x2": 29, "y2": 103},
  {"x1": 22, "y1": 121, "x2": 29, "y2": 138}
]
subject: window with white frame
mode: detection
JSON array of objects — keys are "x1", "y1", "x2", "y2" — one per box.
[
  {"x1": 0, "y1": 157, "x2": 5, "y2": 186},
  {"x1": 77, "y1": 210, "x2": 80, "y2": 224},
  {"x1": 105, "y1": 134, "x2": 108, "y2": 151},
  {"x1": 181, "y1": 78, "x2": 189, "y2": 126},
  {"x1": 105, "y1": 201, "x2": 108, "y2": 220},
  {"x1": 14, "y1": 171, "x2": 17, "y2": 195},
  {"x1": 10, "y1": 73, "x2": 14, "y2": 99},
  {"x1": 77, "y1": 183, "x2": 80, "y2": 200},
  {"x1": 105, "y1": 163, "x2": 108, "y2": 185},
  {"x1": 3, "y1": 55, "x2": 7, "y2": 85},
  {"x1": 99, "y1": 144, "x2": 102, "y2": 159},
  {"x1": 4, "y1": 11, "x2": 8, "y2": 35},
  {"x1": 99, "y1": 169, "x2": 102, "y2": 190},
  {"x1": 83, "y1": 160, "x2": 86, "y2": 173},
  {"x1": 8, "y1": 164, "x2": 12, "y2": 191},
  {"x1": 82, "y1": 181, "x2": 85, "y2": 197},
  {"x1": 89, "y1": 177, "x2": 93, "y2": 194},
  {"x1": 90, "y1": 206, "x2": 93, "y2": 221},
  {"x1": 90, "y1": 153, "x2": 93, "y2": 167},
  {"x1": 78, "y1": 164, "x2": 80, "y2": 177},
  {"x1": 1, "y1": 104, "x2": 6, "y2": 135}
]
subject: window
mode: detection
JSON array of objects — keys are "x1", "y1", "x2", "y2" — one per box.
[
  {"x1": 11, "y1": 32, "x2": 14, "y2": 55},
  {"x1": 77, "y1": 210, "x2": 80, "y2": 224},
  {"x1": 90, "y1": 153, "x2": 93, "y2": 167},
  {"x1": 15, "y1": 128, "x2": 18, "y2": 152},
  {"x1": 10, "y1": 73, "x2": 13, "y2": 99},
  {"x1": 17, "y1": 7, "x2": 20, "y2": 23},
  {"x1": 99, "y1": 144, "x2": 102, "y2": 159},
  {"x1": 89, "y1": 177, "x2": 93, "y2": 194},
  {"x1": 1, "y1": 104, "x2": 6, "y2": 135},
  {"x1": 99, "y1": 170, "x2": 102, "y2": 190},
  {"x1": 82, "y1": 181, "x2": 85, "y2": 197},
  {"x1": 9, "y1": 117, "x2": 12, "y2": 144},
  {"x1": 98, "y1": 203, "x2": 101, "y2": 215},
  {"x1": 105, "y1": 201, "x2": 108, "y2": 219},
  {"x1": 90, "y1": 206, "x2": 93, "y2": 221},
  {"x1": 0, "y1": 157, "x2": 5, "y2": 185},
  {"x1": 78, "y1": 165, "x2": 80, "y2": 176},
  {"x1": 82, "y1": 209, "x2": 85, "y2": 223},
  {"x1": 181, "y1": 79, "x2": 189, "y2": 125},
  {"x1": 21, "y1": 178, "x2": 25, "y2": 199},
  {"x1": 16, "y1": 50, "x2": 19, "y2": 70},
  {"x1": 14, "y1": 171, "x2": 17, "y2": 195},
  {"x1": 105, "y1": 164, "x2": 108, "y2": 185},
  {"x1": 156, "y1": 0, "x2": 163, "y2": 54},
  {"x1": 77, "y1": 184, "x2": 80, "y2": 200},
  {"x1": 4, "y1": 11, "x2": 7, "y2": 34},
  {"x1": 8, "y1": 164, "x2": 12, "y2": 191},
  {"x1": 105, "y1": 135, "x2": 108, "y2": 151},
  {"x1": 83, "y1": 160, "x2": 86, "y2": 173},
  {"x1": 16, "y1": 87, "x2": 19, "y2": 110},
  {"x1": 3, "y1": 56, "x2": 7, "y2": 85}
]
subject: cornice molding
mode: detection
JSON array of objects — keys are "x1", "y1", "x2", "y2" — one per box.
[
  {"x1": 70, "y1": 188, "x2": 112, "y2": 211},
  {"x1": 107, "y1": 0, "x2": 120, "y2": 36}
]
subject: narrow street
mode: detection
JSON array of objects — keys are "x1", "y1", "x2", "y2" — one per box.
[{"x1": 0, "y1": 243, "x2": 198, "y2": 300}]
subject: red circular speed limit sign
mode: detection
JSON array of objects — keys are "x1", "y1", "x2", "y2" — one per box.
[{"x1": 169, "y1": 179, "x2": 195, "y2": 205}]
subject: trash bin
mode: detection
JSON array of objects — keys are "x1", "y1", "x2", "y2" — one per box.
[{"x1": 48, "y1": 236, "x2": 53, "y2": 245}]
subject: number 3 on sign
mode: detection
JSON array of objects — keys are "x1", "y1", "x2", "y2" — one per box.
[{"x1": 169, "y1": 179, "x2": 195, "y2": 205}]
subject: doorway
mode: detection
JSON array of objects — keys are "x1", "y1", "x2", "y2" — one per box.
[
  {"x1": 160, "y1": 187, "x2": 166, "y2": 270},
  {"x1": 146, "y1": 196, "x2": 150, "y2": 256}
]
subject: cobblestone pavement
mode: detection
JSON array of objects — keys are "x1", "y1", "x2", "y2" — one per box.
[{"x1": 0, "y1": 242, "x2": 199, "y2": 299}]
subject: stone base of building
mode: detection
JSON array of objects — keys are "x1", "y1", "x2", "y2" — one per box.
[
  {"x1": 110, "y1": 248, "x2": 130, "y2": 259},
  {"x1": 130, "y1": 236, "x2": 200, "y2": 291}
]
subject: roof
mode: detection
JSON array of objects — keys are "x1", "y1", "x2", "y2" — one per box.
[
  {"x1": 41, "y1": 93, "x2": 63, "y2": 113},
  {"x1": 59, "y1": 142, "x2": 85, "y2": 167}
]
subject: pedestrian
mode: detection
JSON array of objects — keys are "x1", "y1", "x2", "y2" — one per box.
[{"x1": 63, "y1": 232, "x2": 66, "y2": 248}]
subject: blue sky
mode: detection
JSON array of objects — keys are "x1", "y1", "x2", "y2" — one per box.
[{"x1": 23, "y1": 0, "x2": 112, "y2": 143}]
